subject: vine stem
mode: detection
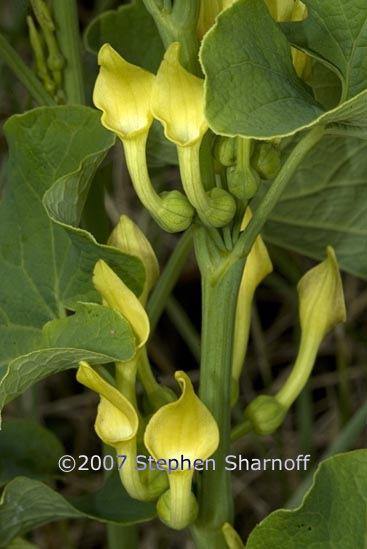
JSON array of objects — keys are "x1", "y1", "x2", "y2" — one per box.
[
  {"x1": 191, "y1": 126, "x2": 325, "y2": 547},
  {"x1": 53, "y1": 0, "x2": 85, "y2": 104},
  {"x1": 0, "y1": 32, "x2": 55, "y2": 106},
  {"x1": 215, "y1": 126, "x2": 325, "y2": 281},
  {"x1": 192, "y1": 236, "x2": 245, "y2": 548},
  {"x1": 147, "y1": 226, "x2": 194, "y2": 331}
]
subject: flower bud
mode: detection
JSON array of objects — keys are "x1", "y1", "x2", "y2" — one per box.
[
  {"x1": 93, "y1": 259, "x2": 149, "y2": 348},
  {"x1": 227, "y1": 165, "x2": 260, "y2": 199},
  {"x1": 251, "y1": 142, "x2": 281, "y2": 180},
  {"x1": 276, "y1": 247, "x2": 346, "y2": 409},
  {"x1": 222, "y1": 522, "x2": 245, "y2": 549},
  {"x1": 108, "y1": 215, "x2": 159, "y2": 305},
  {"x1": 213, "y1": 136, "x2": 237, "y2": 167}
]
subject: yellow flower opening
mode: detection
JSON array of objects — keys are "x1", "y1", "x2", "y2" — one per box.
[
  {"x1": 77, "y1": 361, "x2": 166, "y2": 501},
  {"x1": 76, "y1": 361, "x2": 138, "y2": 446},
  {"x1": 93, "y1": 43, "x2": 155, "y2": 140},
  {"x1": 151, "y1": 42, "x2": 208, "y2": 147},
  {"x1": 298, "y1": 246, "x2": 346, "y2": 341},
  {"x1": 144, "y1": 370, "x2": 219, "y2": 463},
  {"x1": 276, "y1": 247, "x2": 346, "y2": 409},
  {"x1": 144, "y1": 371, "x2": 219, "y2": 529}
]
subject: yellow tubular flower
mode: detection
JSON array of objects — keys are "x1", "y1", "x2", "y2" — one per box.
[
  {"x1": 144, "y1": 371, "x2": 219, "y2": 529},
  {"x1": 108, "y1": 215, "x2": 159, "y2": 306},
  {"x1": 77, "y1": 362, "x2": 167, "y2": 501},
  {"x1": 93, "y1": 44, "x2": 193, "y2": 233},
  {"x1": 93, "y1": 259, "x2": 149, "y2": 407},
  {"x1": 93, "y1": 43, "x2": 154, "y2": 141},
  {"x1": 152, "y1": 42, "x2": 207, "y2": 147},
  {"x1": 244, "y1": 247, "x2": 346, "y2": 435},
  {"x1": 151, "y1": 42, "x2": 236, "y2": 228},
  {"x1": 93, "y1": 259, "x2": 149, "y2": 349},
  {"x1": 222, "y1": 522, "x2": 245, "y2": 549},
  {"x1": 232, "y1": 209, "x2": 273, "y2": 405}
]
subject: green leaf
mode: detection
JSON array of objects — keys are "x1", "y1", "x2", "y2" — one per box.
[
  {"x1": 245, "y1": 450, "x2": 367, "y2": 548},
  {"x1": 200, "y1": 0, "x2": 323, "y2": 139},
  {"x1": 0, "y1": 303, "x2": 135, "y2": 413},
  {"x1": 0, "y1": 474, "x2": 156, "y2": 547},
  {"x1": 0, "y1": 105, "x2": 144, "y2": 371},
  {"x1": 309, "y1": 62, "x2": 342, "y2": 111},
  {"x1": 261, "y1": 135, "x2": 367, "y2": 279},
  {"x1": 146, "y1": 120, "x2": 178, "y2": 167},
  {"x1": 0, "y1": 419, "x2": 64, "y2": 486},
  {"x1": 200, "y1": 0, "x2": 367, "y2": 138},
  {"x1": 282, "y1": 0, "x2": 367, "y2": 100},
  {"x1": 84, "y1": 0, "x2": 164, "y2": 73}
]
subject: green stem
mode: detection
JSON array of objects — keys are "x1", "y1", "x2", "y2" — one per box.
[
  {"x1": 0, "y1": 32, "x2": 55, "y2": 106},
  {"x1": 217, "y1": 126, "x2": 325, "y2": 280},
  {"x1": 142, "y1": 0, "x2": 201, "y2": 74},
  {"x1": 53, "y1": 0, "x2": 85, "y2": 104},
  {"x1": 193, "y1": 233, "x2": 246, "y2": 548},
  {"x1": 147, "y1": 227, "x2": 193, "y2": 332}
]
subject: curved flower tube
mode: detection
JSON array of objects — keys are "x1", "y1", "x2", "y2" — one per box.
[
  {"x1": 93, "y1": 43, "x2": 194, "y2": 232},
  {"x1": 93, "y1": 259, "x2": 174, "y2": 411},
  {"x1": 77, "y1": 361, "x2": 167, "y2": 501},
  {"x1": 93, "y1": 259, "x2": 149, "y2": 408},
  {"x1": 276, "y1": 246, "x2": 346, "y2": 408},
  {"x1": 243, "y1": 247, "x2": 346, "y2": 435},
  {"x1": 144, "y1": 370, "x2": 219, "y2": 529},
  {"x1": 232, "y1": 209, "x2": 273, "y2": 405},
  {"x1": 151, "y1": 42, "x2": 236, "y2": 228}
]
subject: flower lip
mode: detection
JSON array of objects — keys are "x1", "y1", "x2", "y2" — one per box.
[
  {"x1": 93, "y1": 43, "x2": 155, "y2": 140},
  {"x1": 144, "y1": 371, "x2": 219, "y2": 467},
  {"x1": 151, "y1": 42, "x2": 208, "y2": 147},
  {"x1": 77, "y1": 361, "x2": 138, "y2": 445}
]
